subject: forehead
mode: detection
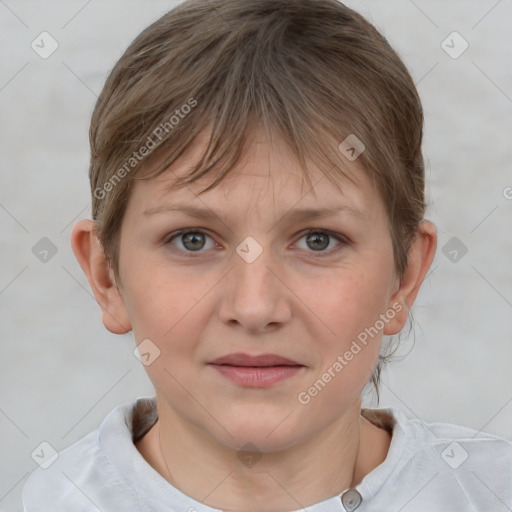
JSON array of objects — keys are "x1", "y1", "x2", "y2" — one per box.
[{"x1": 130, "y1": 125, "x2": 380, "y2": 222}]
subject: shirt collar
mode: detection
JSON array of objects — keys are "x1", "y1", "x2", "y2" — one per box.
[{"x1": 99, "y1": 396, "x2": 409, "y2": 511}]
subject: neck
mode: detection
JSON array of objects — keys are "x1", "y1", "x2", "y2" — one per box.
[{"x1": 136, "y1": 398, "x2": 391, "y2": 511}]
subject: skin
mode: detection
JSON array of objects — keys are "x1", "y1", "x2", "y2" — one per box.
[{"x1": 72, "y1": 125, "x2": 437, "y2": 511}]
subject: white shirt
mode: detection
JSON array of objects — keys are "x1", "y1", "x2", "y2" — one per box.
[{"x1": 22, "y1": 396, "x2": 512, "y2": 511}]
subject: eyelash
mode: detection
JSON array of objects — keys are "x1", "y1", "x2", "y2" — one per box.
[{"x1": 163, "y1": 228, "x2": 349, "y2": 259}]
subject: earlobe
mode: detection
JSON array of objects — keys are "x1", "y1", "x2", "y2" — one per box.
[
  {"x1": 383, "y1": 221, "x2": 437, "y2": 336},
  {"x1": 70, "y1": 219, "x2": 132, "y2": 335}
]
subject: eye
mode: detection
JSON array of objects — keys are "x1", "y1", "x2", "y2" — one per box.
[
  {"x1": 165, "y1": 229, "x2": 216, "y2": 257},
  {"x1": 295, "y1": 229, "x2": 347, "y2": 256},
  {"x1": 164, "y1": 228, "x2": 348, "y2": 258}
]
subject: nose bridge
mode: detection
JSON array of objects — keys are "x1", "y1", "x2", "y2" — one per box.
[
  {"x1": 233, "y1": 234, "x2": 278, "y2": 299},
  {"x1": 219, "y1": 234, "x2": 290, "y2": 330}
]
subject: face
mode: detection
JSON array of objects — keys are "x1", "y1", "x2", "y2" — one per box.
[{"x1": 115, "y1": 126, "x2": 401, "y2": 452}]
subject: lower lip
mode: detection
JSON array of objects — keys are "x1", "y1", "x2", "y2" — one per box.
[{"x1": 209, "y1": 364, "x2": 304, "y2": 387}]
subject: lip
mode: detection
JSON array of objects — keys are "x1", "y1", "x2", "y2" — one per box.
[
  {"x1": 208, "y1": 353, "x2": 305, "y2": 388},
  {"x1": 209, "y1": 353, "x2": 302, "y2": 367}
]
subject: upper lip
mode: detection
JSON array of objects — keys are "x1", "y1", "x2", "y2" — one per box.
[{"x1": 209, "y1": 353, "x2": 303, "y2": 367}]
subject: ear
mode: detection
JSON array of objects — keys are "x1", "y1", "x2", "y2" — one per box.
[
  {"x1": 383, "y1": 220, "x2": 437, "y2": 335},
  {"x1": 70, "y1": 219, "x2": 131, "y2": 334}
]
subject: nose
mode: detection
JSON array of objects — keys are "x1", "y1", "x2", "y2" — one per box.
[{"x1": 218, "y1": 238, "x2": 292, "y2": 333}]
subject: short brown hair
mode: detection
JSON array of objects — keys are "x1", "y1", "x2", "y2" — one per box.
[{"x1": 88, "y1": 0, "x2": 428, "y2": 398}]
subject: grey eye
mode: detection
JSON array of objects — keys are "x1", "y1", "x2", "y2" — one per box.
[
  {"x1": 181, "y1": 232, "x2": 206, "y2": 251},
  {"x1": 169, "y1": 231, "x2": 215, "y2": 252},
  {"x1": 305, "y1": 232, "x2": 330, "y2": 251},
  {"x1": 295, "y1": 231, "x2": 342, "y2": 253}
]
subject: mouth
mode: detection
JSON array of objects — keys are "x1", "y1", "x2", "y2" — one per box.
[
  {"x1": 208, "y1": 353, "x2": 305, "y2": 387},
  {"x1": 208, "y1": 352, "x2": 303, "y2": 367}
]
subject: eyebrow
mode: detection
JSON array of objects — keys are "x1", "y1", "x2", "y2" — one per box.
[{"x1": 143, "y1": 203, "x2": 368, "y2": 223}]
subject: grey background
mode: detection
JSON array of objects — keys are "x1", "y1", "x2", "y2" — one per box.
[{"x1": 1, "y1": 0, "x2": 511, "y2": 510}]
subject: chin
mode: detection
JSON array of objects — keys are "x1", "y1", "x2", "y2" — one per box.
[{"x1": 214, "y1": 412, "x2": 306, "y2": 453}]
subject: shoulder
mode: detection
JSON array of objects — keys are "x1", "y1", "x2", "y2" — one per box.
[
  {"x1": 22, "y1": 398, "x2": 156, "y2": 512},
  {"x1": 365, "y1": 406, "x2": 512, "y2": 455},
  {"x1": 22, "y1": 429, "x2": 105, "y2": 511},
  {"x1": 362, "y1": 407, "x2": 512, "y2": 509},
  {"x1": 395, "y1": 408, "x2": 512, "y2": 465}
]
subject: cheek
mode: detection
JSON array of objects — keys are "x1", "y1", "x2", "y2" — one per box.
[
  {"x1": 295, "y1": 276, "x2": 385, "y2": 416},
  {"x1": 298, "y1": 267, "x2": 390, "y2": 397},
  {"x1": 306, "y1": 266, "x2": 391, "y2": 345},
  {"x1": 123, "y1": 264, "x2": 220, "y2": 377},
  {"x1": 122, "y1": 266, "x2": 191, "y2": 343}
]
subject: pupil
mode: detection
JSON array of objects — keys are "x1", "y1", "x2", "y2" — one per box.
[
  {"x1": 183, "y1": 232, "x2": 204, "y2": 251},
  {"x1": 307, "y1": 232, "x2": 328, "y2": 251}
]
